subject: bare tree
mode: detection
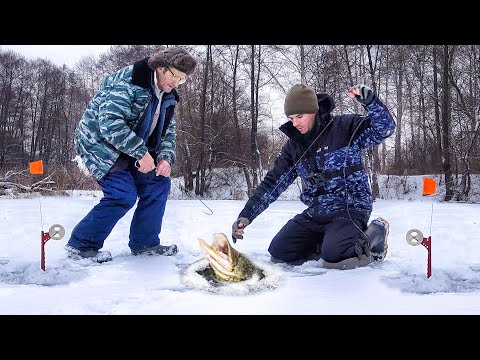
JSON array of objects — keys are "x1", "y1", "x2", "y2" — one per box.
[
  {"x1": 366, "y1": 45, "x2": 381, "y2": 198},
  {"x1": 195, "y1": 45, "x2": 211, "y2": 196},
  {"x1": 440, "y1": 45, "x2": 454, "y2": 201},
  {"x1": 248, "y1": 45, "x2": 262, "y2": 195},
  {"x1": 231, "y1": 45, "x2": 253, "y2": 194}
]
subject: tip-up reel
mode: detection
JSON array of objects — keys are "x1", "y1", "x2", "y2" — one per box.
[
  {"x1": 41, "y1": 223, "x2": 65, "y2": 271},
  {"x1": 406, "y1": 229, "x2": 424, "y2": 246}
]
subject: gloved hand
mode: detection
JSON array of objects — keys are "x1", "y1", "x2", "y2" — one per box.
[
  {"x1": 347, "y1": 84, "x2": 375, "y2": 106},
  {"x1": 231, "y1": 217, "x2": 250, "y2": 244}
]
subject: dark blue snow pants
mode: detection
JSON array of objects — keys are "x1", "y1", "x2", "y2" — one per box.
[
  {"x1": 67, "y1": 158, "x2": 171, "y2": 253},
  {"x1": 268, "y1": 210, "x2": 369, "y2": 264}
]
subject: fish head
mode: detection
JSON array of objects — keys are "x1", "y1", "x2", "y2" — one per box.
[{"x1": 198, "y1": 233, "x2": 250, "y2": 282}]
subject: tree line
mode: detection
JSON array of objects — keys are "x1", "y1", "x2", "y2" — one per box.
[{"x1": 0, "y1": 45, "x2": 478, "y2": 202}]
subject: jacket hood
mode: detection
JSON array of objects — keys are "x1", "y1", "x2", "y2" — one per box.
[{"x1": 317, "y1": 93, "x2": 335, "y2": 114}]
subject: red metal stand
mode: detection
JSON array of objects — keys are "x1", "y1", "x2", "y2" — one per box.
[
  {"x1": 41, "y1": 231, "x2": 51, "y2": 271},
  {"x1": 406, "y1": 229, "x2": 432, "y2": 278},
  {"x1": 421, "y1": 236, "x2": 432, "y2": 278}
]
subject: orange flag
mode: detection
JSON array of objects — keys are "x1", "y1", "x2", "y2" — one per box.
[
  {"x1": 29, "y1": 160, "x2": 43, "y2": 175},
  {"x1": 422, "y1": 177, "x2": 437, "y2": 196}
]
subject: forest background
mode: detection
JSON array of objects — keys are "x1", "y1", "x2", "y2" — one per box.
[{"x1": 0, "y1": 45, "x2": 478, "y2": 203}]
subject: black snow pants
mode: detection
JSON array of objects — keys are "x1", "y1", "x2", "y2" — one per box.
[{"x1": 268, "y1": 209, "x2": 369, "y2": 265}]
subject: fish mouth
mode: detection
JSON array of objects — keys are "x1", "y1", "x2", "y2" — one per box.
[{"x1": 198, "y1": 233, "x2": 239, "y2": 281}]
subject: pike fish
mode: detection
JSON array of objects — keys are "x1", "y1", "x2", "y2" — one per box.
[{"x1": 198, "y1": 233, "x2": 263, "y2": 282}]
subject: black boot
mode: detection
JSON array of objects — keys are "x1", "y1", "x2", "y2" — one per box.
[{"x1": 366, "y1": 217, "x2": 389, "y2": 261}]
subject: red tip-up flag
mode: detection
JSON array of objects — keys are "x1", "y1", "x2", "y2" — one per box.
[
  {"x1": 422, "y1": 177, "x2": 437, "y2": 196},
  {"x1": 29, "y1": 160, "x2": 43, "y2": 175}
]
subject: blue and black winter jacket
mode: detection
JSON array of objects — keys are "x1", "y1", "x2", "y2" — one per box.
[{"x1": 238, "y1": 93, "x2": 396, "y2": 223}]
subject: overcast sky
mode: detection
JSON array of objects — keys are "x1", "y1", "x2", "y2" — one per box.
[{"x1": 0, "y1": 45, "x2": 111, "y2": 68}]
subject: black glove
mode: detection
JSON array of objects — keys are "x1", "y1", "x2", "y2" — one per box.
[
  {"x1": 231, "y1": 217, "x2": 250, "y2": 244},
  {"x1": 350, "y1": 84, "x2": 375, "y2": 106}
]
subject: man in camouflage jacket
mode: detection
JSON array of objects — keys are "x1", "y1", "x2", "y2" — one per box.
[{"x1": 66, "y1": 47, "x2": 196, "y2": 262}]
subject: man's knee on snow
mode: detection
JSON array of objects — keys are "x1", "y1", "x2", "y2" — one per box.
[
  {"x1": 320, "y1": 241, "x2": 352, "y2": 263},
  {"x1": 268, "y1": 245, "x2": 304, "y2": 265},
  {"x1": 321, "y1": 235, "x2": 374, "y2": 270}
]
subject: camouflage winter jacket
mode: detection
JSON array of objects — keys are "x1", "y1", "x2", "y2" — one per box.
[
  {"x1": 74, "y1": 57, "x2": 178, "y2": 180},
  {"x1": 238, "y1": 93, "x2": 396, "y2": 223}
]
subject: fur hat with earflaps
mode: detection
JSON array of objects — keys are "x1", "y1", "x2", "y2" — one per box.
[{"x1": 148, "y1": 47, "x2": 197, "y2": 75}]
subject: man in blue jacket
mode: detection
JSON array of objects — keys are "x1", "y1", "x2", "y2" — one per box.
[
  {"x1": 66, "y1": 47, "x2": 197, "y2": 263},
  {"x1": 232, "y1": 84, "x2": 396, "y2": 270}
]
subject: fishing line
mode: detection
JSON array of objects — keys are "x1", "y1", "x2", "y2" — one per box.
[
  {"x1": 247, "y1": 117, "x2": 335, "y2": 222},
  {"x1": 343, "y1": 116, "x2": 369, "y2": 242},
  {"x1": 39, "y1": 198, "x2": 44, "y2": 230},
  {"x1": 343, "y1": 98, "x2": 393, "y2": 253},
  {"x1": 199, "y1": 199, "x2": 213, "y2": 215},
  {"x1": 429, "y1": 202, "x2": 434, "y2": 236}
]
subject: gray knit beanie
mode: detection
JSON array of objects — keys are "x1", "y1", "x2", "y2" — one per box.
[
  {"x1": 148, "y1": 47, "x2": 197, "y2": 75},
  {"x1": 284, "y1": 84, "x2": 319, "y2": 116}
]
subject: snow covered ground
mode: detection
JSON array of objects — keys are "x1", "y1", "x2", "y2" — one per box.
[{"x1": 1, "y1": 194, "x2": 479, "y2": 315}]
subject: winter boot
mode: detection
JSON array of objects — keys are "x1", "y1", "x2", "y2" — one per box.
[
  {"x1": 366, "y1": 217, "x2": 389, "y2": 262},
  {"x1": 65, "y1": 245, "x2": 113, "y2": 263},
  {"x1": 323, "y1": 253, "x2": 374, "y2": 270}
]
